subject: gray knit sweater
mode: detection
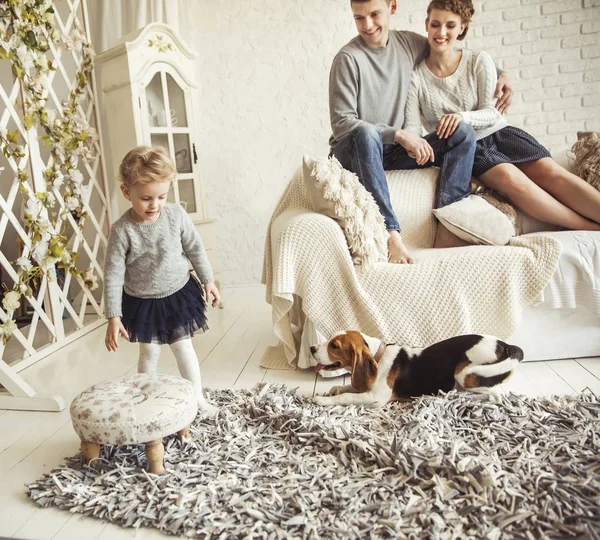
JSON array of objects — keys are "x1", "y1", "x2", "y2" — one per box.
[
  {"x1": 103, "y1": 203, "x2": 214, "y2": 319},
  {"x1": 329, "y1": 30, "x2": 428, "y2": 147}
]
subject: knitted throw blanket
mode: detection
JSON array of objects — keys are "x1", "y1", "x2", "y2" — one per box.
[{"x1": 261, "y1": 167, "x2": 562, "y2": 370}]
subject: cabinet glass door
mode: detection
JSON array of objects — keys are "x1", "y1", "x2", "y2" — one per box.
[
  {"x1": 166, "y1": 74, "x2": 187, "y2": 128},
  {"x1": 141, "y1": 67, "x2": 202, "y2": 220},
  {"x1": 146, "y1": 73, "x2": 166, "y2": 127}
]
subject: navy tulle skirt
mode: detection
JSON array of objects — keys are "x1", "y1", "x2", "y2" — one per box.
[
  {"x1": 472, "y1": 126, "x2": 551, "y2": 177},
  {"x1": 121, "y1": 275, "x2": 208, "y2": 344}
]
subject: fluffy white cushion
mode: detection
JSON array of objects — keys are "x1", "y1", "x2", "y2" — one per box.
[
  {"x1": 70, "y1": 374, "x2": 198, "y2": 445},
  {"x1": 303, "y1": 155, "x2": 388, "y2": 266},
  {"x1": 433, "y1": 194, "x2": 515, "y2": 245}
]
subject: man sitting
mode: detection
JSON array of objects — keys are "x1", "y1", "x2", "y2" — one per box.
[{"x1": 328, "y1": 0, "x2": 513, "y2": 263}]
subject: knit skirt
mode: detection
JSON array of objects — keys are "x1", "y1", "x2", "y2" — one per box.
[
  {"x1": 472, "y1": 126, "x2": 551, "y2": 177},
  {"x1": 121, "y1": 275, "x2": 208, "y2": 345}
]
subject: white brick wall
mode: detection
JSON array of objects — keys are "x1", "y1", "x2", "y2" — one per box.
[
  {"x1": 181, "y1": 0, "x2": 599, "y2": 285},
  {"x1": 402, "y1": 0, "x2": 600, "y2": 151}
]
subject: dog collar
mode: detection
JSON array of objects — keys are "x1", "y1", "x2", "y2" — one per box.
[{"x1": 374, "y1": 341, "x2": 386, "y2": 363}]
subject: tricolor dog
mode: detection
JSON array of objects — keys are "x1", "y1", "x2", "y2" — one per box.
[{"x1": 311, "y1": 331, "x2": 523, "y2": 406}]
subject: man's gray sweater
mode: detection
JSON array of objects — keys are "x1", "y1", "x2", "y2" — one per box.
[
  {"x1": 103, "y1": 203, "x2": 213, "y2": 318},
  {"x1": 329, "y1": 30, "x2": 428, "y2": 148}
]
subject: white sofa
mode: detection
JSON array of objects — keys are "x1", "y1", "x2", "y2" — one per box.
[
  {"x1": 504, "y1": 151, "x2": 600, "y2": 360},
  {"x1": 262, "y1": 153, "x2": 600, "y2": 370}
]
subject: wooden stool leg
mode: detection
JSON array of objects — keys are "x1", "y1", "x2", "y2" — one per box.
[
  {"x1": 145, "y1": 440, "x2": 165, "y2": 474},
  {"x1": 81, "y1": 441, "x2": 100, "y2": 464},
  {"x1": 177, "y1": 425, "x2": 191, "y2": 441}
]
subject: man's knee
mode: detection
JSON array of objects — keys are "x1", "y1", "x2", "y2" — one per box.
[
  {"x1": 345, "y1": 124, "x2": 382, "y2": 151},
  {"x1": 333, "y1": 125, "x2": 383, "y2": 167},
  {"x1": 450, "y1": 123, "x2": 476, "y2": 146}
]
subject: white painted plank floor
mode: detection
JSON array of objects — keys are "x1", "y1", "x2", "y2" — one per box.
[{"x1": 1, "y1": 285, "x2": 598, "y2": 540}]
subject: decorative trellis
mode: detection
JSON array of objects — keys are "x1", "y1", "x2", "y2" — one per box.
[{"x1": 0, "y1": 0, "x2": 110, "y2": 411}]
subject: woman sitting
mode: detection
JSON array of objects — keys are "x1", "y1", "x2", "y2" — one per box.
[{"x1": 404, "y1": 0, "x2": 600, "y2": 231}]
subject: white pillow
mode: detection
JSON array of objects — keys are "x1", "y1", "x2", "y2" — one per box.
[
  {"x1": 302, "y1": 155, "x2": 388, "y2": 266},
  {"x1": 433, "y1": 194, "x2": 515, "y2": 246}
]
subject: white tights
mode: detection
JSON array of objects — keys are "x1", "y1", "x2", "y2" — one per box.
[{"x1": 138, "y1": 339, "x2": 216, "y2": 414}]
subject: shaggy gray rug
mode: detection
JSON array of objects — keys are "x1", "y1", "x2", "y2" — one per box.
[{"x1": 28, "y1": 384, "x2": 600, "y2": 539}]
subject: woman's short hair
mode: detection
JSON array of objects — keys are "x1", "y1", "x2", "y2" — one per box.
[
  {"x1": 426, "y1": 0, "x2": 475, "y2": 41},
  {"x1": 118, "y1": 146, "x2": 176, "y2": 187}
]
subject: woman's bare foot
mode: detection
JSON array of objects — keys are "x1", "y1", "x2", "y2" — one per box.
[
  {"x1": 433, "y1": 223, "x2": 471, "y2": 248},
  {"x1": 388, "y1": 230, "x2": 415, "y2": 264}
]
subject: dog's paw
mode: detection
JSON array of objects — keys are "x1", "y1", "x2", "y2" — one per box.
[
  {"x1": 329, "y1": 385, "x2": 344, "y2": 396},
  {"x1": 489, "y1": 389, "x2": 502, "y2": 404},
  {"x1": 311, "y1": 395, "x2": 331, "y2": 406}
]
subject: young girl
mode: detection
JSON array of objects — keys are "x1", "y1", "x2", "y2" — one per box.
[
  {"x1": 103, "y1": 146, "x2": 220, "y2": 414},
  {"x1": 403, "y1": 0, "x2": 600, "y2": 231}
]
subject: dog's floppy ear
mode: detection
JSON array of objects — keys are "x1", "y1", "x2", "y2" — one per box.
[{"x1": 350, "y1": 342, "x2": 378, "y2": 393}]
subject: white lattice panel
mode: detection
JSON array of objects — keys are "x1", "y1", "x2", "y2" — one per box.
[{"x1": 0, "y1": 0, "x2": 110, "y2": 411}]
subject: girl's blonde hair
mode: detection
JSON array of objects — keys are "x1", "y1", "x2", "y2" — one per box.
[
  {"x1": 118, "y1": 146, "x2": 176, "y2": 187},
  {"x1": 426, "y1": 0, "x2": 475, "y2": 41}
]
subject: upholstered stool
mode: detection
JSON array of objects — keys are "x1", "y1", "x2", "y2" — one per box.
[{"x1": 70, "y1": 374, "x2": 198, "y2": 474}]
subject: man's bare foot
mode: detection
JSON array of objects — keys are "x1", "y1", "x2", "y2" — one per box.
[
  {"x1": 388, "y1": 230, "x2": 415, "y2": 264},
  {"x1": 434, "y1": 223, "x2": 471, "y2": 248}
]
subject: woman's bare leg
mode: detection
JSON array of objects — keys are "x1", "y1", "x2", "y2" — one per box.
[
  {"x1": 478, "y1": 163, "x2": 600, "y2": 231},
  {"x1": 517, "y1": 158, "x2": 600, "y2": 225}
]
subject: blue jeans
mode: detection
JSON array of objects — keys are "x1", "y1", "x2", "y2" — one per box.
[{"x1": 330, "y1": 124, "x2": 476, "y2": 231}]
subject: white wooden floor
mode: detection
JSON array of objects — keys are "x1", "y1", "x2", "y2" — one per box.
[{"x1": 1, "y1": 285, "x2": 599, "y2": 540}]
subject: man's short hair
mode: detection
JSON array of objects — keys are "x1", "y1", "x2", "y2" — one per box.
[{"x1": 351, "y1": 0, "x2": 392, "y2": 4}]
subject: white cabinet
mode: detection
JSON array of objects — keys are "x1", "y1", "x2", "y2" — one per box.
[{"x1": 96, "y1": 23, "x2": 221, "y2": 287}]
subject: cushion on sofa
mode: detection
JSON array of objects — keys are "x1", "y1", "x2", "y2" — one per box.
[
  {"x1": 302, "y1": 155, "x2": 388, "y2": 266},
  {"x1": 433, "y1": 194, "x2": 516, "y2": 245}
]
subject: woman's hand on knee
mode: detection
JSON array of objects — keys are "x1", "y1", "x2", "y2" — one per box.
[{"x1": 436, "y1": 114, "x2": 462, "y2": 139}]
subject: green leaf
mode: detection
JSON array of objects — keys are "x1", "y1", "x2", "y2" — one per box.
[
  {"x1": 24, "y1": 30, "x2": 37, "y2": 49},
  {"x1": 12, "y1": 64, "x2": 23, "y2": 79}
]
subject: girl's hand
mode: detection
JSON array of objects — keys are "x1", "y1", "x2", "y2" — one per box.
[
  {"x1": 204, "y1": 282, "x2": 221, "y2": 308},
  {"x1": 436, "y1": 114, "x2": 462, "y2": 139},
  {"x1": 105, "y1": 316, "x2": 129, "y2": 352}
]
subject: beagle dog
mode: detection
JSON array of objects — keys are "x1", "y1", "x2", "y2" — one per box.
[{"x1": 310, "y1": 331, "x2": 523, "y2": 407}]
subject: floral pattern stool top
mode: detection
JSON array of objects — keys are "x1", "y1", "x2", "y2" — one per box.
[{"x1": 70, "y1": 374, "x2": 198, "y2": 445}]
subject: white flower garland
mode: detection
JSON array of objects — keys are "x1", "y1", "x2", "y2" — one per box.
[{"x1": 0, "y1": 0, "x2": 99, "y2": 345}]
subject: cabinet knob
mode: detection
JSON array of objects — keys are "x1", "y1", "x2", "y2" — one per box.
[{"x1": 192, "y1": 143, "x2": 198, "y2": 165}]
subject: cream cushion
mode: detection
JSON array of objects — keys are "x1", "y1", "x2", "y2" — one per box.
[
  {"x1": 70, "y1": 374, "x2": 198, "y2": 445},
  {"x1": 302, "y1": 155, "x2": 388, "y2": 267},
  {"x1": 433, "y1": 194, "x2": 516, "y2": 246}
]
